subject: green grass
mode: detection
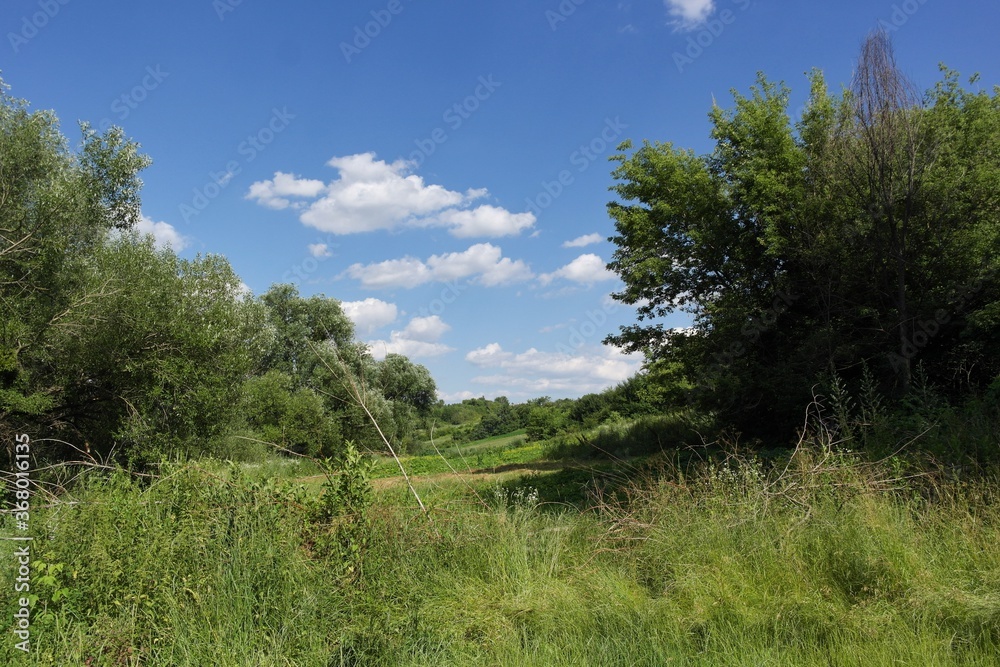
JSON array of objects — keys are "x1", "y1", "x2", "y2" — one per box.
[
  {"x1": 410, "y1": 429, "x2": 528, "y2": 457},
  {"x1": 3, "y1": 444, "x2": 1000, "y2": 665},
  {"x1": 370, "y1": 431, "x2": 542, "y2": 480}
]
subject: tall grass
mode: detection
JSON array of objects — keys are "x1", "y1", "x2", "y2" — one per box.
[
  {"x1": 351, "y1": 444, "x2": 1000, "y2": 665},
  {"x1": 3, "y1": 440, "x2": 999, "y2": 665},
  {"x1": 0, "y1": 463, "x2": 347, "y2": 665}
]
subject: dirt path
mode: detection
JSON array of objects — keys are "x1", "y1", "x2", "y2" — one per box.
[{"x1": 295, "y1": 460, "x2": 566, "y2": 489}]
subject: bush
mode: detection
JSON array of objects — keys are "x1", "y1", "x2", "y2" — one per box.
[{"x1": 240, "y1": 370, "x2": 341, "y2": 457}]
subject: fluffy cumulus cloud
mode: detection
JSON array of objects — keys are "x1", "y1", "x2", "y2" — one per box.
[
  {"x1": 245, "y1": 172, "x2": 326, "y2": 210},
  {"x1": 369, "y1": 315, "x2": 454, "y2": 360},
  {"x1": 562, "y1": 233, "x2": 603, "y2": 248},
  {"x1": 369, "y1": 335, "x2": 454, "y2": 360},
  {"x1": 465, "y1": 342, "x2": 513, "y2": 366},
  {"x1": 136, "y1": 215, "x2": 189, "y2": 251},
  {"x1": 539, "y1": 253, "x2": 616, "y2": 286},
  {"x1": 246, "y1": 152, "x2": 535, "y2": 238},
  {"x1": 401, "y1": 315, "x2": 451, "y2": 341},
  {"x1": 664, "y1": 0, "x2": 715, "y2": 28},
  {"x1": 437, "y1": 205, "x2": 536, "y2": 238},
  {"x1": 346, "y1": 243, "x2": 533, "y2": 290},
  {"x1": 464, "y1": 343, "x2": 643, "y2": 394},
  {"x1": 340, "y1": 298, "x2": 398, "y2": 335}
]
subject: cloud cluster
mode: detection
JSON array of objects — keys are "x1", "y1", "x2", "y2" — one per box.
[
  {"x1": 664, "y1": 0, "x2": 715, "y2": 28},
  {"x1": 369, "y1": 315, "x2": 454, "y2": 360},
  {"x1": 340, "y1": 298, "x2": 398, "y2": 335},
  {"x1": 465, "y1": 343, "x2": 642, "y2": 394},
  {"x1": 346, "y1": 243, "x2": 533, "y2": 289},
  {"x1": 136, "y1": 215, "x2": 189, "y2": 251},
  {"x1": 246, "y1": 152, "x2": 535, "y2": 238},
  {"x1": 539, "y1": 253, "x2": 616, "y2": 286},
  {"x1": 246, "y1": 172, "x2": 325, "y2": 209}
]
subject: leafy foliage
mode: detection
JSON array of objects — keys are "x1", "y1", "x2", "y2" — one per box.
[
  {"x1": 0, "y1": 79, "x2": 436, "y2": 464},
  {"x1": 606, "y1": 37, "x2": 1000, "y2": 439}
]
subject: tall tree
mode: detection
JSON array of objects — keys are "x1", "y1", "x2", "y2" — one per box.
[
  {"x1": 1, "y1": 79, "x2": 151, "y2": 449},
  {"x1": 837, "y1": 30, "x2": 929, "y2": 394},
  {"x1": 605, "y1": 36, "x2": 1000, "y2": 438}
]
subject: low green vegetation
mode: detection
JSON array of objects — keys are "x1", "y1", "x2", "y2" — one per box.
[
  {"x1": 3, "y1": 423, "x2": 1000, "y2": 665},
  {"x1": 370, "y1": 438, "x2": 542, "y2": 480}
]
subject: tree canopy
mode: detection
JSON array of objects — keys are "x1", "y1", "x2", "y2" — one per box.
[
  {"x1": 0, "y1": 79, "x2": 436, "y2": 463},
  {"x1": 605, "y1": 32, "x2": 1000, "y2": 438}
]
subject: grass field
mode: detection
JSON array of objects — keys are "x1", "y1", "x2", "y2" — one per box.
[
  {"x1": 2, "y1": 433, "x2": 999, "y2": 665},
  {"x1": 370, "y1": 430, "x2": 540, "y2": 480}
]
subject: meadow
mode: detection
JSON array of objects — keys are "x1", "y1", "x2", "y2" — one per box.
[{"x1": 2, "y1": 422, "x2": 999, "y2": 666}]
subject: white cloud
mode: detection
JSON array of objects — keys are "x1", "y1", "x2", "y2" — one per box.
[
  {"x1": 437, "y1": 205, "x2": 536, "y2": 238},
  {"x1": 369, "y1": 335, "x2": 454, "y2": 360},
  {"x1": 368, "y1": 314, "x2": 454, "y2": 360},
  {"x1": 401, "y1": 315, "x2": 451, "y2": 342},
  {"x1": 236, "y1": 281, "x2": 252, "y2": 301},
  {"x1": 438, "y1": 390, "x2": 481, "y2": 403},
  {"x1": 247, "y1": 153, "x2": 535, "y2": 238},
  {"x1": 465, "y1": 342, "x2": 513, "y2": 366},
  {"x1": 346, "y1": 243, "x2": 533, "y2": 290},
  {"x1": 345, "y1": 257, "x2": 432, "y2": 289},
  {"x1": 562, "y1": 233, "x2": 603, "y2": 248},
  {"x1": 301, "y1": 153, "x2": 466, "y2": 233},
  {"x1": 465, "y1": 343, "x2": 643, "y2": 394},
  {"x1": 245, "y1": 172, "x2": 325, "y2": 210},
  {"x1": 340, "y1": 298, "x2": 398, "y2": 334},
  {"x1": 308, "y1": 243, "x2": 333, "y2": 258},
  {"x1": 480, "y1": 258, "x2": 535, "y2": 286},
  {"x1": 664, "y1": 0, "x2": 715, "y2": 28},
  {"x1": 540, "y1": 253, "x2": 616, "y2": 286},
  {"x1": 136, "y1": 215, "x2": 189, "y2": 251}
]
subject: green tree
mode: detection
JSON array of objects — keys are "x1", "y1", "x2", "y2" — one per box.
[
  {"x1": 605, "y1": 35, "x2": 1000, "y2": 438},
  {"x1": 54, "y1": 238, "x2": 269, "y2": 461},
  {"x1": 0, "y1": 78, "x2": 160, "y2": 454},
  {"x1": 374, "y1": 354, "x2": 437, "y2": 415},
  {"x1": 240, "y1": 370, "x2": 341, "y2": 457},
  {"x1": 526, "y1": 406, "x2": 563, "y2": 441},
  {"x1": 258, "y1": 283, "x2": 358, "y2": 382}
]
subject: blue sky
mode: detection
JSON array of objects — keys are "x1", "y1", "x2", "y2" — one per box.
[{"x1": 3, "y1": 0, "x2": 999, "y2": 402}]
